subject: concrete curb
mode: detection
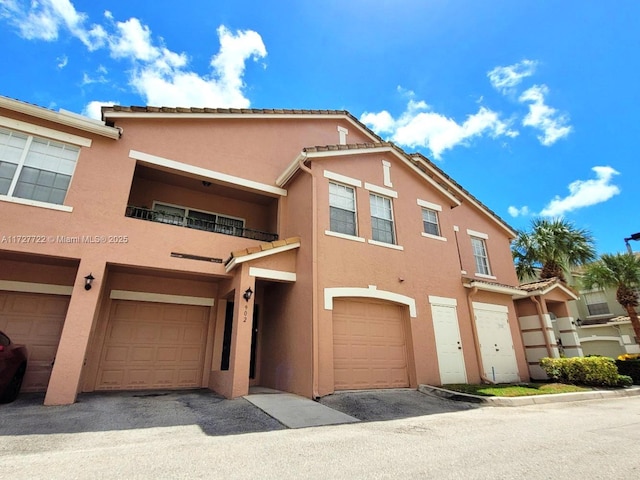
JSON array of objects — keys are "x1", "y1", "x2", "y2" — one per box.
[{"x1": 418, "y1": 384, "x2": 640, "y2": 407}]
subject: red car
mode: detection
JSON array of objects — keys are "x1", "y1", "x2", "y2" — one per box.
[{"x1": 0, "y1": 331, "x2": 28, "y2": 403}]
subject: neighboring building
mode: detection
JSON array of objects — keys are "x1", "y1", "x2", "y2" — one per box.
[
  {"x1": 569, "y1": 274, "x2": 640, "y2": 357},
  {"x1": 1, "y1": 95, "x2": 540, "y2": 406}
]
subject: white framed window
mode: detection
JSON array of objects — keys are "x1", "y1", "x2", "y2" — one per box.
[
  {"x1": 370, "y1": 193, "x2": 395, "y2": 244},
  {"x1": 0, "y1": 127, "x2": 80, "y2": 205},
  {"x1": 329, "y1": 182, "x2": 357, "y2": 236},
  {"x1": 153, "y1": 202, "x2": 244, "y2": 235},
  {"x1": 582, "y1": 290, "x2": 610, "y2": 316},
  {"x1": 471, "y1": 236, "x2": 491, "y2": 275},
  {"x1": 422, "y1": 208, "x2": 440, "y2": 236}
]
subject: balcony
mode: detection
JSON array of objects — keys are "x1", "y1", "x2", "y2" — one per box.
[
  {"x1": 125, "y1": 205, "x2": 279, "y2": 242},
  {"x1": 126, "y1": 164, "x2": 279, "y2": 243}
]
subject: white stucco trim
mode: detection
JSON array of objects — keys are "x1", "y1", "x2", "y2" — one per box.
[
  {"x1": 0, "y1": 280, "x2": 73, "y2": 295},
  {"x1": 467, "y1": 229, "x2": 489, "y2": 239},
  {"x1": 110, "y1": 290, "x2": 215, "y2": 306},
  {"x1": 472, "y1": 301, "x2": 509, "y2": 313},
  {"x1": 364, "y1": 182, "x2": 398, "y2": 198},
  {"x1": 382, "y1": 160, "x2": 392, "y2": 187},
  {"x1": 0, "y1": 195, "x2": 73, "y2": 212},
  {"x1": 578, "y1": 336, "x2": 623, "y2": 344},
  {"x1": 129, "y1": 149, "x2": 287, "y2": 197},
  {"x1": 323, "y1": 170, "x2": 362, "y2": 187},
  {"x1": 367, "y1": 239, "x2": 404, "y2": 250},
  {"x1": 417, "y1": 198, "x2": 443, "y2": 211},
  {"x1": 475, "y1": 273, "x2": 498, "y2": 280},
  {"x1": 249, "y1": 267, "x2": 296, "y2": 282},
  {"x1": 0, "y1": 116, "x2": 93, "y2": 147},
  {"x1": 324, "y1": 230, "x2": 366, "y2": 242},
  {"x1": 428, "y1": 295, "x2": 458, "y2": 307},
  {"x1": 324, "y1": 285, "x2": 417, "y2": 317},
  {"x1": 421, "y1": 232, "x2": 447, "y2": 242}
]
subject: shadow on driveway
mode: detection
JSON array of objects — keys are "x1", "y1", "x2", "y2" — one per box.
[
  {"x1": 0, "y1": 390, "x2": 285, "y2": 437},
  {"x1": 318, "y1": 389, "x2": 479, "y2": 422}
]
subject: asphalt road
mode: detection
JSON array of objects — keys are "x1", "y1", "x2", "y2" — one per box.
[{"x1": 1, "y1": 393, "x2": 639, "y2": 479}]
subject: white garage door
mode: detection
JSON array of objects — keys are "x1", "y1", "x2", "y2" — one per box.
[
  {"x1": 96, "y1": 300, "x2": 209, "y2": 390},
  {"x1": 0, "y1": 291, "x2": 69, "y2": 392},
  {"x1": 333, "y1": 298, "x2": 409, "y2": 390},
  {"x1": 473, "y1": 302, "x2": 520, "y2": 383}
]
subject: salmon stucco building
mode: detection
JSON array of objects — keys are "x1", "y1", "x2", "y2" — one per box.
[{"x1": 0, "y1": 95, "x2": 533, "y2": 405}]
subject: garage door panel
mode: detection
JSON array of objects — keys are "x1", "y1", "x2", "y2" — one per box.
[
  {"x1": 0, "y1": 291, "x2": 68, "y2": 393},
  {"x1": 333, "y1": 299, "x2": 409, "y2": 390},
  {"x1": 96, "y1": 300, "x2": 209, "y2": 391}
]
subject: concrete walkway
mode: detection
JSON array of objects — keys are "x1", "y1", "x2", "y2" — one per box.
[{"x1": 244, "y1": 387, "x2": 359, "y2": 428}]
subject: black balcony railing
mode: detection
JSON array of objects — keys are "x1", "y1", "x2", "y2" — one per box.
[{"x1": 125, "y1": 206, "x2": 279, "y2": 242}]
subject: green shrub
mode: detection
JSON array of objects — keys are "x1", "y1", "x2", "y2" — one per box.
[
  {"x1": 539, "y1": 356, "x2": 621, "y2": 387},
  {"x1": 617, "y1": 375, "x2": 633, "y2": 387},
  {"x1": 616, "y1": 359, "x2": 640, "y2": 385}
]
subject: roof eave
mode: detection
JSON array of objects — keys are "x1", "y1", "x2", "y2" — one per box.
[{"x1": 0, "y1": 96, "x2": 120, "y2": 140}]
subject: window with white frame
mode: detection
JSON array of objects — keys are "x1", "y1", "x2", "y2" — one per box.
[
  {"x1": 582, "y1": 290, "x2": 610, "y2": 316},
  {"x1": 370, "y1": 193, "x2": 395, "y2": 244},
  {"x1": 471, "y1": 236, "x2": 491, "y2": 275},
  {"x1": 0, "y1": 127, "x2": 80, "y2": 205},
  {"x1": 422, "y1": 208, "x2": 440, "y2": 236},
  {"x1": 329, "y1": 182, "x2": 357, "y2": 236}
]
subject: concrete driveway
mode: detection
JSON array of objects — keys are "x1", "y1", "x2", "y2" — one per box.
[{"x1": 0, "y1": 388, "x2": 477, "y2": 436}]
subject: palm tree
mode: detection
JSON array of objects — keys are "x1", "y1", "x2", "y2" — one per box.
[
  {"x1": 512, "y1": 218, "x2": 596, "y2": 282},
  {"x1": 581, "y1": 253, "x2": 640, "y2": 346}
]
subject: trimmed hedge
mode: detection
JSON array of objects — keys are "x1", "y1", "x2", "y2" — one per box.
[
  {"x1": 616, "y1": 359, "x2": 640, "y2": 385},
  {"x1": 540, "y1": 356, "x2": 631, "y2": 387}
]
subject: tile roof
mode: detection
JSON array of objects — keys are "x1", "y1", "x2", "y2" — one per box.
[
  {"x1": 104, "y1": 105, "x2": 353, "y2": 115},
  {"x1": 226, "y1": 236, "x2": 301, "y2": 263},
  {"x1": 518, "y1": 277, "x2": 561, "y2": 292}
]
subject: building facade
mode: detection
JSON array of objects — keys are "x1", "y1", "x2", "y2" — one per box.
[{"x1": 1, "y1": 96, "x2": 534, "y2": 405}]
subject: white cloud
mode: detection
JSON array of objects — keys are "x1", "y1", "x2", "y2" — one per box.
[
  {"x1": 57, "y1": 55, "x2": 68, "y2": 69},
  {"x1": 82, "y1": 100, "x2": 115, "y2": 120},
  {"x1": 488, "y1": 60, "x2": 537, "y2": 93},
  {"x1": 519, "y1": 85, "x2": 572, "y2": 145},
  {"x1": 540, "y1": 166, "x2": 621, "y2": 217},
  {"x1": 127, "y1": 25, "x2": 267, "y2": 107},
  {"x1": 0, "y1": 1, "x2": 268, "y2": 109},
  {"x1": 508, "y1": 206, "x2": 530, "y2": 218},
  {"x1": 361, "y1": 99, "x2": 518, "y2": 159},
  {"x1": 0, "y1": 0, "x2": 105, "y2": 49}
]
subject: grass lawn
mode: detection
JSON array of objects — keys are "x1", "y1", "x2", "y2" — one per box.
[{"x1": 442, "y1": 383, "x2": 591, "y2": 397}]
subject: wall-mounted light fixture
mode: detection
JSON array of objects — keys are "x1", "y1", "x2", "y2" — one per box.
[
  {"x1": 202, "y1": 181, "x2": 212, "y2": 187},
  {"x1": 575, "y1": 318, "x2": 583, "y2": 327},
  {"x1": 243, "y1": 287, "x2": 253, "y2": 302},
  {"x1": 624, "y1": 232, "x2": 640, "y2": 254},
  {"x1": 84, "y1": 273, "x2": 95, "y2": 291}
]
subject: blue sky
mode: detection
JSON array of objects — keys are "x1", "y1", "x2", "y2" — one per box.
[{"x1": 1, "y1": 0, "x2": 638, "y2": 255}]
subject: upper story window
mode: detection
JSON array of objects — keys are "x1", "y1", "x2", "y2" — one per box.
[
  {"x1": 582, "y1": 290, "x2": 610, "y2": 316},
  {"x1": 422, "y1": 208, "x2": 440, "y2": 236},
  {"x1": 0, "y1": 127, "x2": 79, "y2": 205},
  {"x1": 471, "y1": 236, "x2": 491, "y2": 276},
  {"x1": 329, "y1": 182, "x2": 357, "y2": 236},
  {"x1": 370, "y1": 193, "x2": 396, "y2": 244}
]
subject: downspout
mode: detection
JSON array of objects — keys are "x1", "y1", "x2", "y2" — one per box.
[
  {"x1": 466, "y1": 286, "x2": 495, "y2": 384},
  {"x1": 530, "y1": 295, "x2": 553, "y2": 357},
  {"x1": 297, "y1": 155, "x2": 320, "y2": 399}
]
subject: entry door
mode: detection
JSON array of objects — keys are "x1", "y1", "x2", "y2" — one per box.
[
  {"x1": 431, "y1": 302, "x2": 467, "y2": 384},
  {"x1": 474, "y1": 303, "x2": 520, "y2": 383}
]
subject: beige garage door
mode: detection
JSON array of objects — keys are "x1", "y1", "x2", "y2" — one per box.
[
  {"x1": 0, "y1": 291, "x2": 69, "y2": 392},
  {"x1": 96, "y1": 300, "x2": 209, "y2": 390},
  {"x1": 333, "y1": 298, "x2": 409, "y2": 390}
]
